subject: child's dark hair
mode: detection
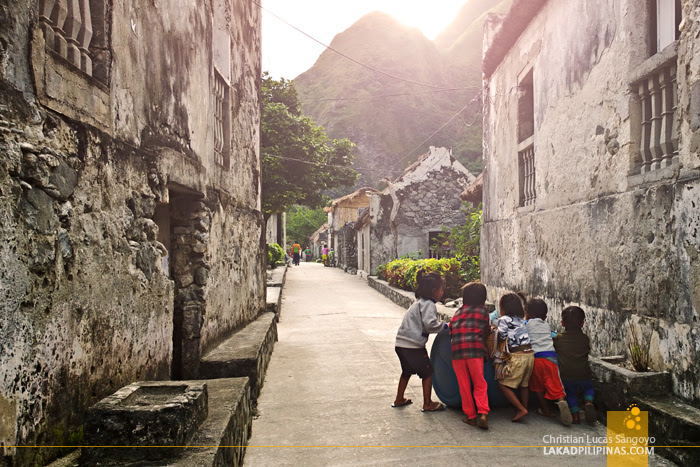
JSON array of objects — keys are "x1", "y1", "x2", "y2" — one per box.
[
  {"x1": 499, "y1": 293, "x2": 524, "y2": 318},
  {"x1": 462, "y1": 282, "x2": 487, "y2": 306},
  {"x1": 415, "y1": 269, "x2": 444, "y2": 300},
  {"x1": 526, "y1": 298, "x2": 548, "y2": 320},
  {"x1": 562, "y1": 306, "x2": 585, "y2": 328}
]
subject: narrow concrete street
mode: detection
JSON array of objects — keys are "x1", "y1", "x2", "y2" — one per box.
[{"x1": 245, "y1": 263, "x2": 608, "y2": 466}]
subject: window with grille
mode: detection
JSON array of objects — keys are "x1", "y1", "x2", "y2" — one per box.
[
  {"x1": 517, "y1": 69, "x2": 535, "y2": 206},
  {"x1": 629, "y1": 0, "x2": 682, "y2": 175},
  {"x1": 213, "y1": 70, "x2": 230, "y2": 168},
  {"x1": 518, "y1": 144, "x2": 536, "y2": 206},
  {"x1": 38, "y1": 0, "x2": 110, "y2": 85}
]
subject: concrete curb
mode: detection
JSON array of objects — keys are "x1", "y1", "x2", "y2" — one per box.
[
  {"x1": 366, "y1": 276, "x2": 456, "y2": 322},
  {"x1": 265, "y1": 265, "x2": 287, "y2": 319}
]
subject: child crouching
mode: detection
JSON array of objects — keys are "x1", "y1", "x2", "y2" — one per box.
[
  {"x1": 495, "y1": 293, "x2": 534, "y2": 422},
  {"x1": 525, "y1": 298, "x2": 572, "y2": 426},
  {"x1": 553, "y1": 306, "x2": 597, "y2": 424}
]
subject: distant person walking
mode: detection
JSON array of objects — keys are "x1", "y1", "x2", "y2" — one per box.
[
  {"x1": 304, "y1": 247, "x2": 312, "y2": 262},
  {"x1": 291, "y1": 241, "x2": 302, "y2": 266},
  {"x1": 322, "y1": 244, "x2": 329, "y2": 267}
]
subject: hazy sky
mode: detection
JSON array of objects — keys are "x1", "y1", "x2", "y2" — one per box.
[{"x1": 261, "y1": 0, "x2": 468, "y2": 79}]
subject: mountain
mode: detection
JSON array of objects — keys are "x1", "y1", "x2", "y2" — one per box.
[{"x1": 293, "y1": 1, "x2": 511, "y2": 189}]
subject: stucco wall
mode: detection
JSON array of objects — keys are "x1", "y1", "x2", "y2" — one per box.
[
  {"x1": 482, "y1": 0, "x2": 700, "y2": 403},
  {"x1": 0, "y1": 0, "x2": 262, "y2": 463}
]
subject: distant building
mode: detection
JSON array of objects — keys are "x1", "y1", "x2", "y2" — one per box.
[
  {"x1": 310, "y1": 222, "x2": 329, "y2": 258},
  {"x1": 360, "y1": 147, "x2": 476, "y2": 274},
  {"x1": 0, "y1": 0, "x2": 262, "y2": 462},
  {"x1": 482, "y1": 0, "x2": 700, "y2": 403},
  {"x1": 266, "y1": 212, "x2": 285, "y2": 247},
  {"x1": 325, "y1": 187, "x2": 379, "y2": 269}
]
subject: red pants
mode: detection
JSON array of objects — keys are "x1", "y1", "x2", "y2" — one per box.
[
  {"x1": 452, "y1": 358, "x2": 489, "y2": 418},
  {"x1": 529, "y1": 358, "x2": 566, "y2": 400}
]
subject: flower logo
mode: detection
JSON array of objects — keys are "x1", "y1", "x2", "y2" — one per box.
[{"x1": 624, "y1": 404, "x2": 642, "y2": 430}]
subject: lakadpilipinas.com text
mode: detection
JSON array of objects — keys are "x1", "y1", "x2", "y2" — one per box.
[{"x1": 542, "y1": 435, "x2": 655, "y2": 456}]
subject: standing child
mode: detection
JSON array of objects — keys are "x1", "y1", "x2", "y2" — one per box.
[
  {"x1": 449, "y1": 282, "x2": 491, "y2": 429},
  {"x1": 321, "y1": 244, "x2": 329, "y2": 266},
  {"x1": 304, "y1": 247, "x2": 312, "y2": 262},
  {"x1": 495, "y1": 293, "x2": 534, "y2": 422},
  {"x1": 525, "y1": 298, "x2": 572, "y2": 426},
  {"x1": 553, "y1": 306, "x2": 596, "y2": 424},
  {"x1": 393, "y1": 270, "x2": 448, "y2": 412}
]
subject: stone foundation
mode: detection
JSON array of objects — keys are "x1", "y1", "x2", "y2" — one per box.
[{"x1": 83, "y1": 381, "x2": 208, "y2": 463}]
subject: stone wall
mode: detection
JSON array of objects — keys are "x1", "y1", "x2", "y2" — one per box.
[
  {"x1": 0, "y1": 0, "x2": 263, "y2": 463},
  {"x1": 482, "y1": 0, "x2": 700, "y2": 403},
  {"x1": 369, "y1": 152, "x2": 472, "y2": 271},
  {"x1": 336, "y1": 222, "x2": 358, "y2": 270}
]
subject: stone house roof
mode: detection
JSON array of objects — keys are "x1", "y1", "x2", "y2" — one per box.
[
  {"x1": 384, "y1": 146, "x2": 476, "y2": 194},
  {"x1": 310, "y1": 223, "x2": 328, "y2": 243},
  {"x1": 323, "y1": 187, "x2": 380, "y2": 213}
]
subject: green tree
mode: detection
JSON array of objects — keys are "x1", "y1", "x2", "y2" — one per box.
[
  {"x1": 261, "y1": 73, "x2": 358, "y2": 217},
  {"x1": 285, "y1": 205, "x2": 327, "y2": 247}
]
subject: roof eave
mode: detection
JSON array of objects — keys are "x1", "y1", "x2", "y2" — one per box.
[{"x1": 483, "y1": 0, "x2": 549, "y2": 79}]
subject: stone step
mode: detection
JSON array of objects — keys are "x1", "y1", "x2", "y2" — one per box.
[
  {"x1": 635, "y1": 395, "x2": 700, "y2": 466},
  {"x1": 265, "y1": 286, "x2": 281, "y2": 318},
  {"x1": 199, "y1": 312, "x2": 277, "y2": 400},
  {"x1": 265, "y1": 265, "x2": 287, "y2": 288},
  {"x1": 172, "y1": 377, "x2": 252, "y2": 467}
]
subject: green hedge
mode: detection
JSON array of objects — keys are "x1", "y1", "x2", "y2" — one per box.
[
  {"x1": 377, "y1": 255, "x2": 480, "y2": 300},
  {"x1": 267, "y1": 243, "x2": 284, "y2": 267}
]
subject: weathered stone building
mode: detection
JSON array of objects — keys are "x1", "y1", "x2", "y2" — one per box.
[
  {"x1": 0, "y1": 0, "x2": 263, "y2": 463},
  {"x1": 482, "y1": 0, "x2": 700, "y2": 403},
  {"x1": 361, "y1": 146, "x2": 475, "y2": 274},
  {"x1": 325, "y1": 187, "x2": 378, "y2": 269}
]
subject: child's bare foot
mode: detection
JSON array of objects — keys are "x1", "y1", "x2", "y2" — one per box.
[
  {"x1": 572, "y1": 412, "x2": 580, "y2": 424},
  {"x1": 536, "y1": 408, "x2": 553, "y2": 418},
  {"x1": 421, "y1": 401, "x2": 446, "y2": 412},
  {"x1": 512, "y1": 408, "x2": 528, "y2": 422},
  {"x1": 391, "y1": 398, "x2": 412, "y2": 408},
  {"x1": 463, "y1": 417, "x2": 476, "y2": 426},
  {"x1": 477, "y1": 414, "x2": 489, "y2": 430}
]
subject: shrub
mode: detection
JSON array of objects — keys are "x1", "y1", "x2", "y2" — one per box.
[
  {"x1": 378, "y1": 257, "x2": 464, "y2": 299},
  {"x1": 267, "y1": 243, "x2": 284, "y2": 267},
  {"x1": 377, "y1": 255, "x2": 480, "y2": 300}
]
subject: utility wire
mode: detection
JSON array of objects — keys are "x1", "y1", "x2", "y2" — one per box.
[
  {"x1": 262, "y1": 154, "x2": 406, "y2": 176},
  {"x1": 389, "y1": 94, "x2": 481, "y2": 173},
  {"x1": 252, "y1": 0, "x2": 471, "y2": 91},
  {"x1": 303, "y1": 87, "x2": 479, "y2": 103}
]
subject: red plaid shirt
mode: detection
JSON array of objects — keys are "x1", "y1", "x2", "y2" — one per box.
[{"x1": 449, "y1": 304, "x2": 491, "y2": 360}]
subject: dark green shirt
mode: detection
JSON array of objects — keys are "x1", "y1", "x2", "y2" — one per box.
[{"x1": 553, "y1": 328, "x2": 592, "y2": 381}]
